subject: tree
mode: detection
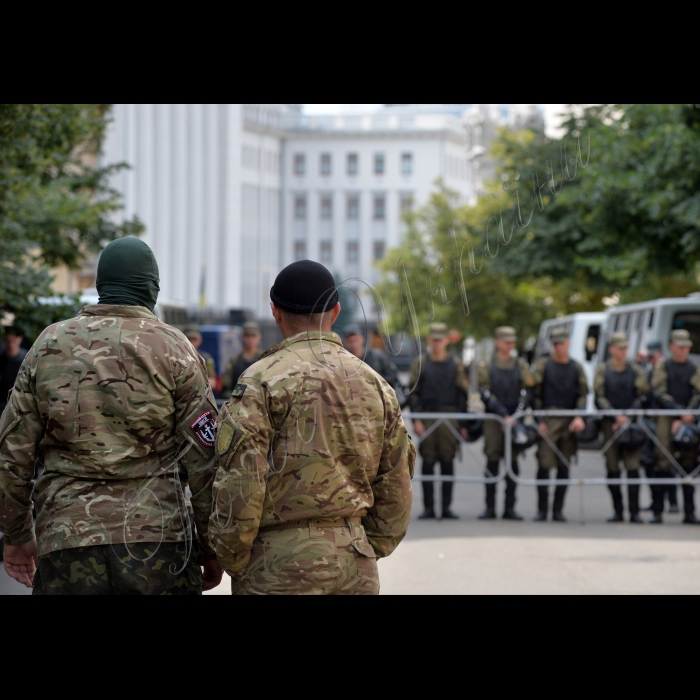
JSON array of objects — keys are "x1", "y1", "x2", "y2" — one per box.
[{"x1": 0, "y1": 104, "x2": 143, "y2": 340}]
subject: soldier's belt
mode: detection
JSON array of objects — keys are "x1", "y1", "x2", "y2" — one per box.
[{"x1": 259, "y1": 515, "x2": 365, "y2": 532}]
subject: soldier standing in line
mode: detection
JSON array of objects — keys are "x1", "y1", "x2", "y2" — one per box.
[
  {"x1": 0, "y1": 238, "x2": 222, "y2": 594},
  {"x1": 209, "y1": 260, "x2": 414, "y2": 595},
  {"x1": 477, "y1": 326, "x2": 534, "y2": 521},
  {"x1": 532, "y1": 328, "x2": 589, "y2": 522},
  {"x1": 593, "y1": 333, "x2": 649, "y2": 523},
  {"x1": 184, "y1": 325, "x2": 218, "y2": 393},
  {"x1": 343, "y1": 326, "x2": 399, "y2": 391},
  {"x1": 651, "y1": 329, "x2": 700, "y2": 524},
  {"x1": 409, "y1": 322, "x2": 469, "y2": 520},
  {"x1": 220, "y1": 322, "x2": 262, "y2": 400}
]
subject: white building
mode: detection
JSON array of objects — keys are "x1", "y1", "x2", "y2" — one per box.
[{"x1": 102, "y1": 104, "x2": 536, "y2": 318}]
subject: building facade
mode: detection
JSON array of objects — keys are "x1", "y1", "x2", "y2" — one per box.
[{"x1": 101, "y1": 104, "x2": 536, "y2": 318}]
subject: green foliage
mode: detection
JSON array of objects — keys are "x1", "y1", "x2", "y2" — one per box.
[{"x1": 0, "y1": 104, "x2": 143, "y2": 340}]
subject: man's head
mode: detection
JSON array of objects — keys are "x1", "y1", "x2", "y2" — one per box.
[
  {"x1": 3, "y1": 328, "x2": 23, "y2": 357},
  {"x1": 608, "y1": 332, "x2": 629, "y2": 363},
  {"x1": 427, "y1": 322, "x2": 449, "y2": 356},
  {"x1": 647, "y1": 340, "x2": 663, "y2": 363},
  {"x1": 184, "y1": 325, "x2": 203, "y2": 350},
  {"x1": 550, "y1": 328, "x2": 570, "y2": 359},
  {"x1": 269, "y1": 260, "x2": 340, "y2": 339},
  {"x1": 670, "y1": 329, "x2": 692, "y2": 362},
  {"x1": 96, "y1": 238, "x2": 160, "y2": 312},
  {"x1": 242, "y1": 322, "x2": 262, "y2": 352},
  {"x1": 344, "y1": 327, "x2": 365, "y2": 358},
  {"x1": 494, "y1": 326, "x2": 517, "y2": 357}
]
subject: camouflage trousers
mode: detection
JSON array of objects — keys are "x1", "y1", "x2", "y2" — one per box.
[
  {"x1": 32, "y1": 541, "x2": 202, "y2": 595},
  {"x1": 536, "y1": 417, "x2": 577, "y2": 470},
  {"x1": 231, "y1": 521, "x2": 379, "y2": 596},
  {"x1": 418, "y1": 408, "x2": 460, "y2": 462},
  {"x1": 655, "y1": 417, "x2": 699, "y2": 474},
  {"x1": 602, "y1": 419, "x2": 641, "y2": 473}
]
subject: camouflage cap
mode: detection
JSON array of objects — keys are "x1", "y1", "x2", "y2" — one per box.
[
  {"x1": 183, "y1": 325, "x2": 202, "y2": 340},
  {"x1": 609, "y1": 332, "x2": 629, "y2": 348},
  {"x1": 242, "y1": 321, "x2": 261, "y2": 335},
  {"x1": 550, "y1": 327, "x2": 570, "y2": 343},
  {"x1": 647, "y1": 340, "x2": 663, "y2": 353},
  {"x1": 671, "y1": 329, "x2": 693, "y2": 347},
  {"x1": 428, "y1": 322, "x2": 448, "y2": 340},
  {"x1": 495, "y1": 326, "x2": 517, "y2": 342}
]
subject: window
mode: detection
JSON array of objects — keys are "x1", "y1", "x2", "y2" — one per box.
[
  {"x1": 585, "y1": 324, "x2": 600, "y2": 362},
  {"x1": 373, "y1": 196, "x2": 386, "y2": 220},
  {"x1": 294, "y1": 154, "x2": 305, "y2": 176},
  {"x1": 320, "y1": 196, "x2": 333, "y2": 220},
  {"x1": 399, "y1": 193, "x2": 413, "y2": 216},
  {"x1": 320, "y1": 153, "x2": 331, "y2": 176},
  {"x1": 320, "y1": 240, "x2": 333, "y2": 264},
  {"x1": 294, "y1": 240, "x2": 306, "y2": 261},
  {"x1": 294, "y1": 196, "x2": 307, "y2": 220},
  {"x1": 373, "y1": 241, "x2": 385, "y2": 260},
  {"x1": 347, "y1": 153, "x2": 358, "y2": 175},
  {"x1": 374, "y1": 153, "x2": 385, "y2": 175},
  {"x1": 673, "y1": 311, "x2": 700, "y2": 350},
  {"x1": 346, "y1": 241, "x2": 359, "y2": 263},
  {"x1": 648, "y1": 310, "x2": 654, "y2": 328},
  {"x1": 401, "y1": 152, "x2": 413, "y2": 175},
  {"x1": 347, "y1": 196, "x2": 359, "y2": 220}
]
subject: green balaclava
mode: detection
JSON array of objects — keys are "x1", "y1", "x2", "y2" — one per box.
[{"x1": 96, "y1": 238, "x2": 160, "y2": 312}]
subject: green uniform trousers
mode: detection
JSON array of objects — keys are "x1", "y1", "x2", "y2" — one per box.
[
  {"x1": 483, "y1": 418, "x2": 520, "y2": 461},
  {"x1": 418, "y1": 407, "x2": 460, "y2": 462},
  {"x1": 32, "y1": 542, "x2": 202, "y2": 595},
  {"x1": 536, "y1": 417, "x2": 577, "y2": 470},
  {"x1": 656, "y1": 417, "x2": 698, "y2": 474},
  {"x1": 602, "y1": 419, "x2": 641, "y2": 473},
  {"x1": 231, "y1": 521, "x2": 379, "y2": 596}
]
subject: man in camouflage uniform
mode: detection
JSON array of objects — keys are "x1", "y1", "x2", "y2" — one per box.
[
  {"x1": 651, "y1": 329, "x2": 700, "y2": 524},
  {"x1": 220, "y1": 321, "x2": 262, "y2": 400},
  {"x1": 409, "y1": 322, "x2": 469, "y2": 520},
  {"x1": 0, "y1": 238, "x2": 222, "y2": 594},
  {"x1": 532, "y1": 328, "x2": 589, "y2": 521},
  {"x1": 478, "y1": 326, "x2": 534, "y2": 521},
  {"x1": 593, "y1": 333, "x2": 649, "y2": 523},
  {"x1": 184, "y1": 325, "x2": 218, "y2": 393},
  {"x1": 209, "y1": 260, "x2": 414, "y2": 595}
]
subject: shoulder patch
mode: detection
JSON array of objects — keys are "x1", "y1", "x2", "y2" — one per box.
[
  {"x1": 217, "y1": 421, "x2": 244, "y2": 457},
  {"x1": 190, "y1": 411, "x2": 216, "y2": 448},
  {"x1": 231, "y1": 383, "x2": 247, "y2": 399}
]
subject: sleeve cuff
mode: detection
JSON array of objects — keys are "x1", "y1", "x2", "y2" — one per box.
[
  {"x1": 5, "y1": 528, "x2": 35, "y2": 547},
  {"x1": 221, "y1": 550, "x2": 251, "y2": 575}
]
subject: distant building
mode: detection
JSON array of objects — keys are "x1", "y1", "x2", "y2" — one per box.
[{"x1": 101, "y1": 104, "x2": 541, "y2": 318}]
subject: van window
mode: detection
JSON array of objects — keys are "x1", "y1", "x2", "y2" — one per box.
[
  {"x1": 613, "y1": 316, "x2": 620, "y2": 331},
  {"x1": 623, "y1": 314, "x2": 631, "y2": 331},
  {"x1": 636, "y1": 311, "x2": 644, "y2": 330},
  {"x1": 585, "y1": 324, "x2": 600, "y2": 361},
  {"x1": 648, "y1": 311, "x2": 654, "y2": 328},
  {"x1": 673, "y1": 311, "x2": 700, "y2": 350}
]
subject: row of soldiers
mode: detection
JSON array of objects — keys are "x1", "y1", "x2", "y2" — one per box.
[
  {"x1": 410, "y1": 323, "x2": 700, "y2": 524},
  {"x1": 0, "y1": 243, "x2": 414, "y2": 595}
]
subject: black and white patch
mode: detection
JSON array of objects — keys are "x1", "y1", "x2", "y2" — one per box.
[{"x1": 190, "y1": 411, "x2": 216, "y2": 448}]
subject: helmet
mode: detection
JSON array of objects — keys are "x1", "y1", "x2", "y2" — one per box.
[
  {"x1": 463, "y1": 418, "x2": 483, "y2": 443},
  {"x1": 512, "y1": 422, "x2": 538, "y2": 450},
  {"x1": 673, "y1": 424, "x2": 700, "y2": 452},
  {"x1": 617, "y1": 422, "x2": 646, "y2": 451},
  {"x1": 576, "y1": 416, "x2": 601, "y2": 443}
]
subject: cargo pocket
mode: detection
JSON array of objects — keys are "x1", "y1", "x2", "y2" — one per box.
[
  {"x1": 350, "y1": 531, "x2": 377, "y2": 558},
  {"x1": 0, "y1": 399, "x2": 22, "y2": 448}
]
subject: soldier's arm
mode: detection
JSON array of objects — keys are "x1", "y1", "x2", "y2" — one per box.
[
  {"x1": 520, "y1": 361, "x2": 535, "y2": 411},
  {"x1": 652, "y1": 362, "x2": 677, "y2": 408},
  {"x1": 633, "y1": 364, "x2": 650, "y2": 407},
  {"x1": 408, "y1": 357, "x2": 422, "y2": 413},
  {"x1": 363, "y1": 387, "x2": 415, "y2": 559},
  {"x1": 532, "y1": 359, "x2": 545, "y2": 410},
  {"x1": 173, "y1": 357, "x2": 219, "y2": 557},
  {"x1": 479, "y1": 362, "x2": 506, "y2": 417},
  {"x1": 689, "y1": 365, "x2": 700, "y2": 409},
  {"x1": 209, "y1": 378, "x2": 271, "y2": 574},
  {"x1": 0, "y1": 349, "x2": 43, "y2": 546},
  {"x1": 593, "y1": 365, "x2": 611, "y2": 409},
  {"x1": 455, "y1": 357, "x2": 469, "y2": 414},
  {"x1": 576, "y1": 362, "x2": 589, "y2": 410}
]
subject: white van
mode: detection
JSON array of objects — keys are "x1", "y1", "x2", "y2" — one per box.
[
  {"x1": 534, "y1": 312, "x2": 606, "y2": 410},
  {"x1": 599, "y1": 296, "x2": 700, "y2": 363}
]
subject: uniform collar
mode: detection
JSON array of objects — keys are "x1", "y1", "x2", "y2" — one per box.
[
  {"x1": 79, "y1": 304, "x2": 158, "y2": 320},
  {"x1": 258, "y1": 330, "x2": 342, "y2": 361}
]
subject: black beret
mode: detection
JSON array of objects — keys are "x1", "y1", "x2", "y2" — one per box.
[{"x1": 270, "y1": 260, "x2": 339, "y2": 315}]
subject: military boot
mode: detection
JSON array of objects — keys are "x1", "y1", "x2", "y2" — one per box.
[
  {"x1": 503, "y1": 457, "x2": 522, "y2": 520},
  {"x1": 479, "y1": 459, "x2": 498, "y2": 520},
  {"x1": 419, "y1": 461, "x2": 436, "y2": 519},
  {"x1": 627, "y1": 470, "x2": 643, "y2": 523},
  {"x1": 607, "y1": 475, "x2": 624, "y2": 522},
  {"x1": 440, "y1": 460, "x2": 459, "y2": 519},
  {"x1": 552, "y1": 466, "x2": 568, "y2": 521},
  {"x1": 535, "y1": 468, "x2": 549, "y2": 521},
  {"x1": 682, "y1": 484, "x2": 699, "y2": 524}
]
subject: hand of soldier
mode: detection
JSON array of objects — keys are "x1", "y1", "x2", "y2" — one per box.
[
  {"x1": 681, "y1": 414, "x2": 695, "y2": 425},
  {"x1": 614, "y1": 415, "x2": 630, "y2": 429},
  {"x1": 199, "y1": 557, "x2": 224, "y2": 591},
  {"x1": 414, "y1": 420, "x2": 425, "y2": 437},
  {"x1": 3, "y1": 538, "x2": 38, "y2": 588},
  {"x1": 672, "y1": 419, "x2": 682, "y2": 435},
  {"x1": 569, "y1": 417, "x2": 586, "y2": 434},
  {"x1": 460, "y1": 427, "x2": 469, "y2": 440},
  {"x1": 539, "y1": 421, "x2": 548, "y2": 437}
]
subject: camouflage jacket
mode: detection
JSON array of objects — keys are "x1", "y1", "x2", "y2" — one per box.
[
  {"x1": 593, "y1": 360, "x2": 649, "y2": 410},
  {"x1": 651, "y1": 358, "x2": 700, "y2": 409},
  {"x1": 407, "y1": 353, "x2": 469, "y2": 412},
  {"x1": 532, "y1": 356, "x2": 589, "y2": 410},
  {"x1": 0, "y1": 305, "x2": 218, "y2": 556},
  {"x1": 209, "y1": 330, "x2": 415, "y2": 574}
]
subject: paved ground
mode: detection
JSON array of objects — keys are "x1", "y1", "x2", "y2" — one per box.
[{"x1": 5, "y1": 435, "x2": 698, "y2": 595}]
